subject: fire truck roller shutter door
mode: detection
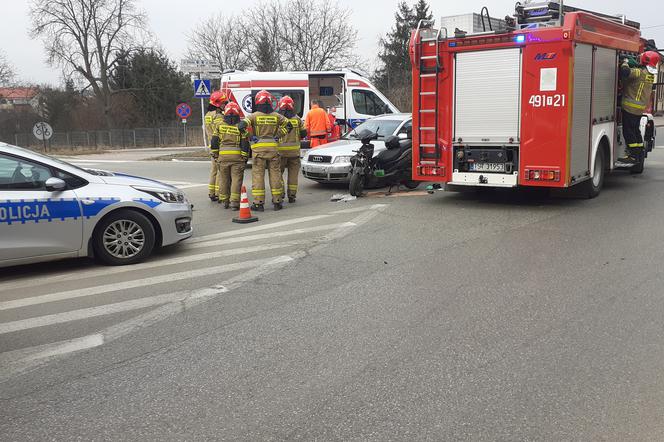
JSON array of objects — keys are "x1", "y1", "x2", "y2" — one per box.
[
  {"x1": 569, "y1": 44, "x2": 594, "y2": 182},
  {"x1": 454, "y1": 48, "x2": 522, "y2": 143}
]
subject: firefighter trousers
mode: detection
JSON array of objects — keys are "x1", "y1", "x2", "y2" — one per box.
[
  {"x1": 216, "y1": 159, "x2": 246, "y2": 208},
  {"x1": 251, "y1": 150, "x2": 283, "y2": 205},
  {"x1": 280, "y1": 156, "x2": 301, "y2": 198},
  {"x1": 208, "y1": 157, "x2": 219, "y2": 197},
  {"x1": 622, "y1": 111, "x2": 644, "y2": 157}
]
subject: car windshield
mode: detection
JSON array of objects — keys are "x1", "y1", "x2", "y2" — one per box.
[
  {"x1": 343, "y1": 119, "x2": 403, "y2": 140},
  {"x1": 5, "y1": 144, "x2": 92, "y2": 175}
]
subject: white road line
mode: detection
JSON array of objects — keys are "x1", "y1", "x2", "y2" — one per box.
[
  {"x1": 189, "y1": 214, "x2": 333, "y2": 243},
  {"x1": 175, "y1": 184, "x2": 207, "y2": 189},
  {"x1": 331, "y1": 204, "x2": 388, "y2": 214},
  {"x1": 187, "y1": 222, "x2": 354, "y2": 249},
  {"x1": 0, "y1": 257, "x2": 280, "y2": 312},
  {"x1": 0, "y1": 241, "x2": 307, "y2": 292},
  {"x1": 64, "y1": 159, "x2": 133, "y2": 164}
]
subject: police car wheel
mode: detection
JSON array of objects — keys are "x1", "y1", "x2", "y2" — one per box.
[{"x1": 93, "y1": 210, "x2": 156, "y2": 266}]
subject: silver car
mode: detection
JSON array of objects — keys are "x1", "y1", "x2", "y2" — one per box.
[
  {"x1": 301, "y1": 114, "x2": 412, "y2": 183},
  {"x1": 0, "y1": 143, "x2": 193, "y2": 268}
]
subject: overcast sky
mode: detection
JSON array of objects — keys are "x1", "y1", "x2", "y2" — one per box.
[{"x1": 1, "y1": 0, "x2": 663, "y2": 86}]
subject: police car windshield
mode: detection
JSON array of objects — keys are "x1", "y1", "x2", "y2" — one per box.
[
  {"x1": 9, "y1": 145, "x2": 93, "y2": 175},
  {"x1": 344, "y1": 119, "x2": 402, "y2": 140}
]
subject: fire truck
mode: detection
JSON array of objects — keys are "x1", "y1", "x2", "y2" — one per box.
[{"x1": 409, "y1": 1, "x2": 659, "y2": 197}]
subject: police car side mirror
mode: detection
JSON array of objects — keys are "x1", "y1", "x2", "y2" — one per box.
[{"x1": 45, "y1": 177, "x2": 66, "y2": 192}]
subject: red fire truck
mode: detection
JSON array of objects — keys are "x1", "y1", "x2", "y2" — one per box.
[{"x1": 409, "y1": 2, "x2": 659, "y2": 197}]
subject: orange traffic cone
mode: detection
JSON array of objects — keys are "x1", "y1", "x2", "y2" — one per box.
[{"x1": 233, "y1": 186, "x2": 259, "y2": 224}]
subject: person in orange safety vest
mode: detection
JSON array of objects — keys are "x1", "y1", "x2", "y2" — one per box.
[
  {"x1": 327, "y1": 107, "x2": 341, "y2": 143},
  {"x1": 305, "y1": 100, "x2": 331, "y2": 148}
]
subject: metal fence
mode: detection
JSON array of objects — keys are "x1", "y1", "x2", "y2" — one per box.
[{"x1": 10, "y1": 126, "x2": 205, "y2": 151}]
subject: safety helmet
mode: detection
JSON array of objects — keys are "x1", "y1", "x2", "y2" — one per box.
[
  {"x1": 278, "y1": 96, "x2": 295, "y2": 111},
  {"x1": 224, "y1": 102, "x2": 241, "y2": 116},
  {"x1": 640, "y1": 51, "x2": 661, "y2": 74},
  {"x1": 255, "y1": 90, "x2": 274, "y2": 106},
  {"x1": 210, "y1": 90, "x2": 229, "y2": 108}
]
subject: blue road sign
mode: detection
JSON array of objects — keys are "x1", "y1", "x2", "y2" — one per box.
[
  {"x1": 176, "y1": 103, "x2": 192, "y2": 119},
  {"x1": 194, "y1": 79, "x2": 212, "y2": 98}
]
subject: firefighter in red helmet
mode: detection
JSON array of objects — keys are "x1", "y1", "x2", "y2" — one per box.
[
  {"x1": 619, "y1": 51, "x2": 660, "y2": 164},
  {"x1": 241, "y1": 90, "x2": 292, "y2": 211},
  {"x1": 205, "y1": 90, "x2": 230, "y2": 201},
  {"x1": 210, "y1": 102, "x2": 249, "y2": 210},
  {"x1": 277, "y1": 96, "x2": 306, "y2": 203}
]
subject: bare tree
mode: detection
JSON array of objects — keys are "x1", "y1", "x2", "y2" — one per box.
[
  {"x1": 0, "y1": 51, "x2": 15, "y2": 86},
  {"x1": 186, "y1": 14, "x2": 251, "y2": 73},
  {"x1": 246, "y1": 2, "x2": 285, "y2": 71},
  {"x1": 278, "y1": 0, "x2": 358, "y2": 71},
  {"x1": 29, "y1": 0, "x2": 147, "y2": 127}
]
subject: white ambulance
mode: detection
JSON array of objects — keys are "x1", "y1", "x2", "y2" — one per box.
[{"x1": 220, "y1": 69, "x2": 400, "y2": 131}]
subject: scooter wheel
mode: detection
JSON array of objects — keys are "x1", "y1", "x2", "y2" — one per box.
[{"x1": 349, "y1": 173, "x2": 364, "y2": 197}]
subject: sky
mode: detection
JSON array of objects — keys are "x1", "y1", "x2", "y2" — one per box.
[{"x1": 1, "y1": 0, "x2": 663, "y2": 86}]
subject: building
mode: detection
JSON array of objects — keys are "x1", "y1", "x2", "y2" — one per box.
[{"x1": 0, "y1": 87, "x2": 41, "y2": 111}]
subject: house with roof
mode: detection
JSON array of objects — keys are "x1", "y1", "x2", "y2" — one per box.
[{"x1": 0, "y1": 87, "x2": 41, "y2": 111}]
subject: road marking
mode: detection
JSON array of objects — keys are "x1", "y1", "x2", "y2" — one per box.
[
  {"x1": 0, "y1": 255, "x2": 297, "y2": 381},
  {"x1": 64, "y1": 159, "x2": 133, "y2": 164},
  {"x1": 0, "y1": 241, "x2": 307, "y2": 292},
  {"x1": 187, "y1": 222, "x2": 354, "y2": 249},
  {"x1": 0, "y1": 257, "x2": 281, "y2": 312},
  {"x1": 189, "y1": 214, "x2": 333, "y2": 243},
  {"x1": 331, "y1": 204, "x2": 388, "y2": 214}
]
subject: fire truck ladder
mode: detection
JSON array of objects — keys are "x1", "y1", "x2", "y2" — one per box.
[{"x1": 415, "y1": 21, "x2": 445, "y2": 161}]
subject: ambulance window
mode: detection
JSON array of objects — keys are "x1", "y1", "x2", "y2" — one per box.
[
  {"x1": 0, "y1": 154, "x2": 54, "y2": 190},
  {"x1": 352, "y1": 90, "x2": 392, "y2": 116},
  {"x1": 252, "y1": 90, "x2": 305, "y2": 117}
]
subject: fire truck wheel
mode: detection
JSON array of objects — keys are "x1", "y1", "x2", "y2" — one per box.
[
  {"x1": 583, "y1": 147, "x2": 605, "y2": 199},
  {"x1": 630, "y1": 152, "x2": 645, "y2": 174}
]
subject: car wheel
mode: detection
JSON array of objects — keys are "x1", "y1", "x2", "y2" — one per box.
[
  {"x1": 93, "y1": 210, "x2": 156, "y2": 266},
  {"x1": 349, "y1": 172, "x2": 364, "y2": 197}
]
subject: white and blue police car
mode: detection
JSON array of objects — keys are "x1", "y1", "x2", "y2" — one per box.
[{"x1": 0, "y1": 143, "x2": 193, "y2": 268}]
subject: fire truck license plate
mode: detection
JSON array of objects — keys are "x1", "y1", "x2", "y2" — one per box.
[{"x1": 470, "y1": 163, "x2": 505, "y2": 172}]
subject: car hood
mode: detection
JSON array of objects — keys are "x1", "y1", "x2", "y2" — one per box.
[
  {"x1": 99, "y1": 172, "x2": 178, "y2": 191},
  {"x1": 306, "y1": 139, "x2": 387, "y2": 158}
]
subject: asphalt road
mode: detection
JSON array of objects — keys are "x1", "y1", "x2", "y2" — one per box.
[{"x1": 2, "y1": 146, "x2": 664, "y2": 440}]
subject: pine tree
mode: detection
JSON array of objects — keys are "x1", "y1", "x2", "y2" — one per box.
[{"x1": 374, "y1": 1, "x2": 433, "y2": 110}]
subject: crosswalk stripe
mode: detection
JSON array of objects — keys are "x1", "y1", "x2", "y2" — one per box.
[
  {"x1": 189, "y1": 214, "x2": 333, "y2": 244},
  {"x1": 0, "y1": 241, "x2": 307, "y2": 292},
  {"x1": 0, "y1": 256, "x2": 283, "y2": 312},
  {"x1": 187, "y1": 222, "x2": 354, "y2": 250}
]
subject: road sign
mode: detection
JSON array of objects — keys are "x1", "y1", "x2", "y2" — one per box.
[
  {"x1": 194, "y1": 79, "x2": 212, "y2": 98},
  {"x1": 32, "y1": 122, "x2": 53, "y2": 141},
  {"x1": 181, "y1": 59, "x2": 221, "y2": 76},
  {"x1": 176, "y1": 103, "x2": 192, "y2": 119}
]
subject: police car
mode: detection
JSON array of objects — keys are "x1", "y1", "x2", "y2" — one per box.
[{"x1": 0, "y1": 143, "x2": 193, "y2": 268}]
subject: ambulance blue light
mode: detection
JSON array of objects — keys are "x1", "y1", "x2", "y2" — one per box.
[{"x1": 515, "y1": 35, "x2": 526, "y2": 43}]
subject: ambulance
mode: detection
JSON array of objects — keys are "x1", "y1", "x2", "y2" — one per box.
[{"x1": 220, "y1": 69, "x2": 400, "y2": 131}]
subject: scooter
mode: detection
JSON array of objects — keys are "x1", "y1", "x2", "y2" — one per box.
[{"x1": 348, "y1": 130, "x2": 419, "y2": 197}]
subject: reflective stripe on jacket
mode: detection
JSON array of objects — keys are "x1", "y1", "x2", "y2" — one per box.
[
  {"x1": 244, "y1": 112, "x2": 290, "y2": 152},
  {"x1": 279, "y1": 116, "x2": 304, "y2": 157},
  {"x1": 214, "y1": 122, "x2": 248, "y2": 161},
  {"x1": 622, "y1": 66, "x2": 656, "y2": 115}
]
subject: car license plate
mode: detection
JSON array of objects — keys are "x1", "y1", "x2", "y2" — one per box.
[{"x1": 470, "y1": 162, "x2": 505, "y2": 172}]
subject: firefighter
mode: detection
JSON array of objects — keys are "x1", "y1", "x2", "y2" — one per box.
[
  {"x1": 242, "y1": 90, "x2": 291, "y2": 211},
  {"x1": 305, "y1": 100, "x2": 331, "y2": 148},
  {"x1": 619, "y1": 51, "x2": 661, "y2": 163},
  {"x1": 277, "y1": 96, "x2": 306, "y2": 203},
  {"x1": 205, "y1": 90, "x2": 229, "y2": 201},
  {"x1": 210, "y1": 102, "x2": 249, "y2": 210}
]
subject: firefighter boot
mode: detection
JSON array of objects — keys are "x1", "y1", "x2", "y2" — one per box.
[
  {"x1": 251, "y1": 203, "x2": 265, "y2": 212},
  {"x1": 288, "y1": 196, "x2": 296, "y2": 204},
  {"x1": 274, "y1": 202, "x2": 283, "y2": 211},
  {"x1": 619, "y1": 147, "x2": 638, "y2": 164},
  {"x1": 223, "y1": 201, "x2": 230, "y2": 209}
]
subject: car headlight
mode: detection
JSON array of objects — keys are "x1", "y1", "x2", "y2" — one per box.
[
  {"x1": 134, "y1": 186, "x2": 185, "y2": 203},
  {"x1": 334, "y1": 155, "x2": 353, "y2": 164}
]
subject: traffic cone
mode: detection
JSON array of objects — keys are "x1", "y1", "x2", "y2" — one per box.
[{"x1": 232, "y1": 186, "x2": 259, "y2": 224}]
